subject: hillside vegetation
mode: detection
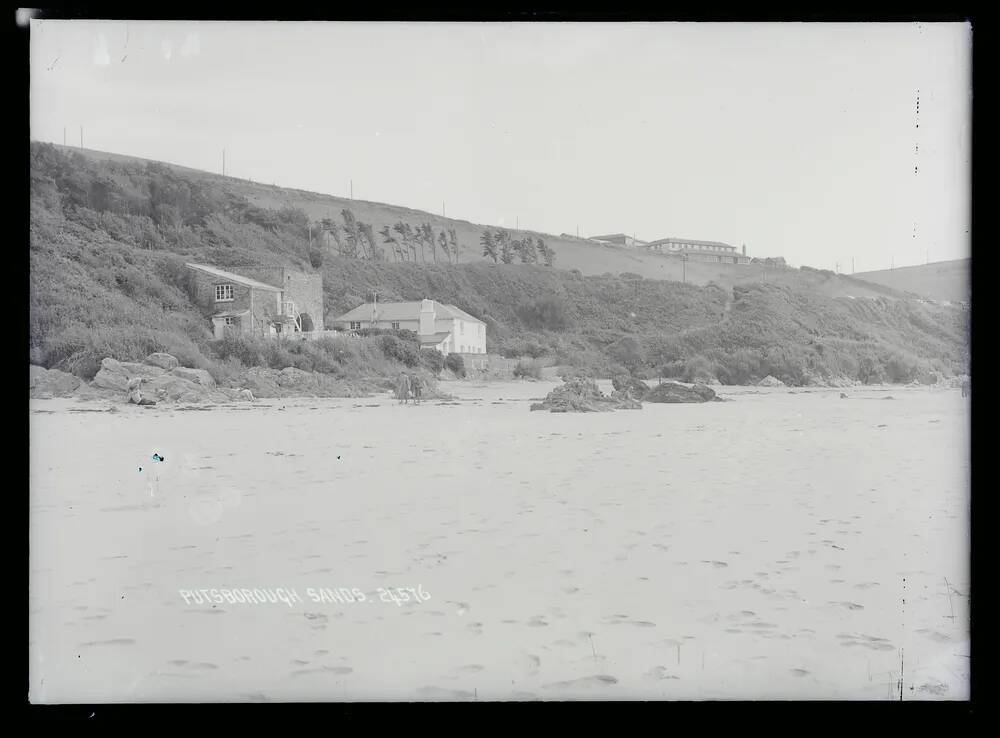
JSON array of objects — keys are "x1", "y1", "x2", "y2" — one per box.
[
  {"x1": 853, "y1": 259, "x2": 970, "y2": 303},
  {"x1": 29, "y1": 142, "x2": 969, "y2": 388}
]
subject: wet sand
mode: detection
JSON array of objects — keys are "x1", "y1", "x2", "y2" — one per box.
[{"x1": 29, "y1": 381, "x2": 970, "y2": 701}]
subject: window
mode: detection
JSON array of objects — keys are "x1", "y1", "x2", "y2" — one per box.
[
  {"x1": 224, "y1": 317, "x2": 237, "y2": 326},
  {"x1": 391, "y1": 322, "x2": 400, "y2": 330},
  {"x1": 350, "y1": 321, "x2": 362, "y2": 330},
  {"x1": 215, "y1": 284, "x2": 234, "y2": 302}
]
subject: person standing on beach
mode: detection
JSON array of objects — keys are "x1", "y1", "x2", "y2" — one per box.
[
  {"x1": 410, "y1": 372, "x2": 423, "y2": 405},
  {"x1": 397, "y1": 371, "x2": 411, "y2": 404},
  {"x1": 961, "y1": 376, "x2": 970, "y2": 398}
]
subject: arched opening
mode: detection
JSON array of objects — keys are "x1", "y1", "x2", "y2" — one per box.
[{"x1": 299, "y1": 312, "x2": 315, "y2": 332}]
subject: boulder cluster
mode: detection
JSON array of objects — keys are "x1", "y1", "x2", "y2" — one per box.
[{"x1": 530, "y1": 375, "x2": 721, "y2": 413}]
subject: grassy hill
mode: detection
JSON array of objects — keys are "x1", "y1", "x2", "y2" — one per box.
[
  {"x1": 852, "y1": 259, "x2": 970, "y2": 303},
  {"x1": 55, "y1": 144, "x2": 910, "y2": 299},
  {"x1": 29, "y1": 141, "x2": 969, "y2": 388}
]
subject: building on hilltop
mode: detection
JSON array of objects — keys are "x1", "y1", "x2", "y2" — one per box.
[
  {"x1": 184, "y1": 263, "x2": 324, "y2": 339},
  {"x1": 587, "y1": 233, "x2": 648, "y2": 249},
  {"x1": 645, "y1": 237, "x2": 751, "y2": 264},
  {"x1": 331, "y1": 298, "x2": 486, "y2": 356}
]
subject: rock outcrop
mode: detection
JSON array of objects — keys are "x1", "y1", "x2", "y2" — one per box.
[
  {"x1": 644, "y1": 381, "x2": 721, "y2": 403},
  {"x1": 29, "y1": 365, "x2": 82, "y2": 398},
  {"x1": 92, "y1": 358, "x2": 164, "y2": 392},
  {"x1": 758, "y1": 375, "x2": 786, "y2": 388},
  {"x1": 170, "y1": 366, "x2": 216, "y2": 386},
  {"x1": 144, "y1": 352, "x2": 180, "y2": 371},
  {"x1": 530, "y1": 378, "x2": 643, "y2": 412},
  {"x1": 611, "y1": 373, "x2": 651, "y2": 400}
]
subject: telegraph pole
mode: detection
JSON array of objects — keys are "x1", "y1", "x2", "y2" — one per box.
[
  {"x1": 350, "y1": 180, "x2": 353, "y2": 200},
  {"x1": 79, "y1": 126, "x2": 83, "y2": 149},
  {"x1": 442, "y1": 201, "x2": 446, "y2": 217},
  {"x1": 63, "y1": 126, "x2": 66, "y2": 146},
  {"x1": 222, "y1": 148, "x2": 226, "y2": 177},
  {"x1": 852, "y1": 257, "x2": 855, "y2": 274}
]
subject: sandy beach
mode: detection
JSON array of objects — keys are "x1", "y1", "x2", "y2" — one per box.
[{"x1": 29, "y1": 380, "x2": 970, "y2": 701}]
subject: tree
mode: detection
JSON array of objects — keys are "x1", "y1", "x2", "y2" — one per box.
[
  {"x1": 447, "y1": 229, "x2": 460, "y2": 263},
  {"x1": 480, "y1": 230, "x2": 499, "y2": 263},
  {"x1": 392, "y1": 222, "x2": 409, "y2": 261},
  {"x1": 438, "y1": 230, "x2": 450, "y2": 263},
  {"x1": 498, "y1": 230, "x2": 516, "y2": 264},
  {"x1": 421, "y1": 223, "x2": 436, "y2": 262},
  {"x1": 520, "y1": 237, "x2": 539, "y2": 264},
  {"x1": 341, "y1": 209, "x2": 361, "y2": 258},
  {"x1": 538, "y1": 238, "x2": 555, "y2": 267},
  {"x1": 359, "y1": 222, "x2": 378, "y2": 261},
  {"x1": 403, "y1": 223, "x2": 419, "y2": 261},
  {"x1": 379, "y1": 225, "x2": 399, "y2": 262}
]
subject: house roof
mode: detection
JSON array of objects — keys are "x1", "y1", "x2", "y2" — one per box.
[
  {"x1": 589, "y1": 233, "x2": 646, "y2": 243},
  {"x1": 333, "y1": 301, "x2": 485, "y2": 325},
  {"x1": 646, "y1": 238, "x2": 736, "y2": 250},
  {"x1": 186, "y1": 263, "x2": 283, "y2": 292},
  {"x1": 419, "y1": 332, "x2": 453, "y2": 346}
]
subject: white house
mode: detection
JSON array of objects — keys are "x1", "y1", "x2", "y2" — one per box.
[{"x1": 331, "y1": 298, "x2": 487, "y2": 356}]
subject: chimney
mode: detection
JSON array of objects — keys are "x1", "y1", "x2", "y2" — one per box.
[{"x1": 419, "y1": 299, "x2": 436, "y2": 337}]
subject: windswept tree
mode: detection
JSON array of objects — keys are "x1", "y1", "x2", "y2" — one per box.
[
  {"x1": 538, "y1": 237, "x2": 555, "y2": 267},
  {"x1": 438, "y1": 230, "x2": 449, "y2": 263},
  {"x1": 392, "y1": 222, "x2": 409, "y2": 261},
  {"x1": 496, "y1": 229, "x2": 516, "y2": 264},
  {"x1": 379, "y1": 225, "x2": 400, "y2": 262},
  {"x1": 341, "y1": 209, "x2": 361, "y2": 259},
  {"x1": 447, "y1": 228, "x2": 460, "y2": 263},
  {"x1": 480, "y1": 230, "x2": 499, "y2": 263},
  {"x1": 519, "y1": 237, "x2": 539, "y2": 264},
  {"x1": 404, "y1": 223, "x2": 419, "y2": 262},
  {"x1": 359, "y1": 222, "x2": 379, "y2": 261},
  {"x1": 421, "y1": 223, "x2": 436, "y2": 262}
]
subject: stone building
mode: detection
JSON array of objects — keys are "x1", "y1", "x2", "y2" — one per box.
[
  {"x1": 185, "y1": 263, "x2": 324, "y2": 339},
  {"x1": 645, "y1": 237, "x2": 751, "y2": 264},
  {"x1": 588, "y1": 233, "x2": 648, "y2": 249},
  {"x1": 331, "y1": 298, "x2": 486, "y2": 356}
]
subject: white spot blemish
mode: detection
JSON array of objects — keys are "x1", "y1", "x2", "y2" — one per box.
[
  {"x1": 180, "y1": 33, "x2": 200, "y2": 57},
  {"x1": 94, "y1": 34, "x2": 111, "y2": 66}
]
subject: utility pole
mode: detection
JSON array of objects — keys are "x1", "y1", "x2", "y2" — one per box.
[
  {"x1": 852, "y1": 257, "x2": 855, "y2": 274},
  {"x1": 350, "y1": 180, "x2": 353, "y2": 200},
  {"x1": 682, "y1": 254, "x2": 687, "y2": 284},
  {"x1": 442, "y1": 201, "x2": 446, "y2": 217},
  {"x1": 79, "y1": 126, "x2": 83, "y2": 149},
  {"x1": 63, "y1": 126, "x2": 66, "y2": 146},
  {"x1": 222, "y1": 149, "x2": 226, "y2": 177}
]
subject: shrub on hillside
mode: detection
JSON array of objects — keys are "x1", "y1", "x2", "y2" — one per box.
[
  {"x1": 378, "y1": 334, "x2": 420, "y2": 367},
  {"x1": 444, "y1": 353, "x2": 466, "y2": 377},
  {"x1": 680, "y1": 354, "x2": 718, "y2": 383},
  {"x1": 516, "y1": 296, "x2": 571, "y2": 331},
  {"x1": 420, "y1": 348, "x2": 445, "y2": 375},
  {"x1": 513, "y1": 360, "x2": 544, "y2": 379}
]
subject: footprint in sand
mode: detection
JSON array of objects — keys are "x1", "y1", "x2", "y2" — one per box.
[{"x1": 520, "y1": 654, "x2": 541, "y2": 675}]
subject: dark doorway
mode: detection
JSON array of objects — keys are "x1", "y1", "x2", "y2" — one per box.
[{"x1": 300, "y1": 313, "x2": 314, "y2": 332}]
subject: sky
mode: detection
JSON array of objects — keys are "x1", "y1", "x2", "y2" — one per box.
[{"x1": 29, "y1": 20, "x2": 971, "y2": 272}]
